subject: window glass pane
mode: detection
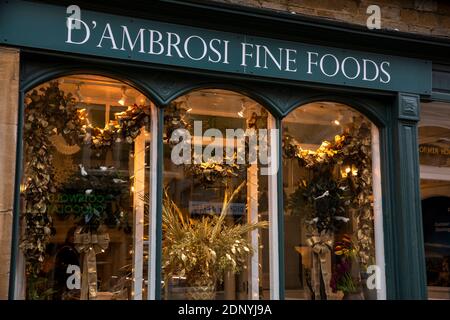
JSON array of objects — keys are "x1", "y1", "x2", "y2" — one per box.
[
  {"x1": 419, "y1": 126, "x2": 450, "y2": 167},
  {"x1": 20, "y1": 75, "x2": 153, "y2": 300},
  {"x1": 282, "y1": 102, "x2": 381, "y2": 300},
  {"x1": 162, "y1": 89, "x2": 272, "y2": 300},
  {"x1": 419, "y1": 101, "x2": 450, "y2": 299}
]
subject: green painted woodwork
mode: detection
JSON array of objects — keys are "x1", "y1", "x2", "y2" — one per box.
[
  {"x1": 6, "y1": 33, "x2": 428, "y2": 301},
  {"x1": 0, "y1": 0, "x2": 432, "y2": 94}
]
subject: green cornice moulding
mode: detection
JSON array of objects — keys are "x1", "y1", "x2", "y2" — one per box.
[{"x1": 0, "y1": 0, "x2": 432, "y2": 95}]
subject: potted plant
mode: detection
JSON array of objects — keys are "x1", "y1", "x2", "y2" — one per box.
[
  {"x1": 330, "y1": 235, "x2": 364, "y2": 300},
  {"x1": 161, "y1": 181, "x2": 268, "y2": 300}
]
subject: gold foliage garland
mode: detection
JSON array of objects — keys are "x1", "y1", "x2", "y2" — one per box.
[
  {"x1": 22, "y1": 82, "x2": 82, "y2": 276},
  {"x1": 164, "y1": 101, "x2": 249, "y2": 186},
  {"x1": 81, "y1": 103, "x2": 150, "y2": 154}
]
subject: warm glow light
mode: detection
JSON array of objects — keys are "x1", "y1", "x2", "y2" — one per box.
[
  {"x1": 341, "y1": 164, "x2": 357, "y2": 178},
  {"x1": 238, "y1": 99, "x2": 245, "y2": 117},
  {"x1": 340, "y1": 165, "x2": 351, "y2": 178},
  {"x1": 351, "y1": 164, "x2": 358, "y2": 176},
  {"x1": 75, "y1": 83, "x2": 84, "y2": 102},
  {"x1": 118, "y1": 86, "x2": 127, "y2": 106},
  {"x1": 186, "y1": 107, "x2": 192, "y2": 112},
  {"x1": 333, "y1": 120, "x2": 340, "y2": 125}
]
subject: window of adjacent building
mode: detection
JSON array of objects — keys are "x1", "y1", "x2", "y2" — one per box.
[
  {"x1": 281, "y1": 102, "x2": 385, "y2": 300},
  {"x1": 419, "y1": 101, "x2": 450, "y2": 300},
  {"x1": 18, "y1": 75, "x2": 157, "y2": 300}
]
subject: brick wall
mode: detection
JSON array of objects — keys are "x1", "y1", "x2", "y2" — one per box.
[
  {"x1": 0, "y1": 47, "x2": 19, "y2": 299},
  {"x1": 209, "y1": 0, "x2": 450, "y2": 38}
]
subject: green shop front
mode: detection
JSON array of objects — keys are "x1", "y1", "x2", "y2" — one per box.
[{"x1": 0, "y1": 0, "x2": 445, "y2": 300}]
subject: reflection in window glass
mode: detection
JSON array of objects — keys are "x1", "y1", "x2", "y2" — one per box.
[
  {"x1": 162, "y1": 89, "x2": 272, "y2": 300},
  {"x1": 282, "y1": 102, "x2": 381, "y2": 300},
  {"x1": 20, "y1": 75, "x2": 153, "y2": 300},
  {"x1": 419, "y1": 102, "x2": 450, "y2": 300}
]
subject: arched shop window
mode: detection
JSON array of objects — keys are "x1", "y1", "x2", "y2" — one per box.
[
  {"x1": 281, "y1": 101, "x2": 385, "y2": 300},
  {"x1": 162, "y1": 89, "x2": 278, "y2": 300},
  {"x1": 419, "y1": 102, "x2": 450, "y2": 300},
  {"x1": 18, "y1": 75, "x2": 158, "y2": 300},
  {"x1": 15, "y1": 77, "x2": 388, "y2": 301}
]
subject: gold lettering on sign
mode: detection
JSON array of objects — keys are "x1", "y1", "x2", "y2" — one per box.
[
  {"x1": 420, "y1": 146, "x2": 439, "y2": 154},
  {"x1": 441, "y1": 148, "x2": 450, "y2": 155}
]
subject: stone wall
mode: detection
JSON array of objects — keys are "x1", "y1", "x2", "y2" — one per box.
[
  {"x1": 209, "y1": 0, "x2": 450, "y2": 38},
  {"x1": 0, "y1": 47, "x2": 19, "y2": 299}
]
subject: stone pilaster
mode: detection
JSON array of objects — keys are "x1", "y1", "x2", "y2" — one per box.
[{"x1": 0, "y1": 46, "x2": 19, "y2": 299}]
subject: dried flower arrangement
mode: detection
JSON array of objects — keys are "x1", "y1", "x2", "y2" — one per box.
[{"x1": 161, "y1": 182, "x2": 268, "y2": 299}]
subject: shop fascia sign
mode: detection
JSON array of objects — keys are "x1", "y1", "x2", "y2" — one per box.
[{"x1": 0, "y1": 0, "x2": 432, "y2": 94}]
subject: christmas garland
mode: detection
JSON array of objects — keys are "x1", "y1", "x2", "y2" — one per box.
[
  {"x1": 22, "y1": 82, "x2": 151, "y2": 277},
  {"x1": 22, "y1": 82, "x2": 83, "y2": 276},
  {"x1": 184, "y1": 153, "x2": 247, "y2": 186},
  {"x1": 82, "y1": 103, "x2": 150, "y2": 154},
  {"x1": 338, "y1": 120, "x2": 374, "y2": 267},
  {"x1": 283, "y1": 132, "x2": 347, "y2": 168},
  {"x1": 163, "y1": 101, "x2": 191, "y2": 144},
  {"x1": 164, "y1": 101, "x2": 259, "y2": 186}
]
